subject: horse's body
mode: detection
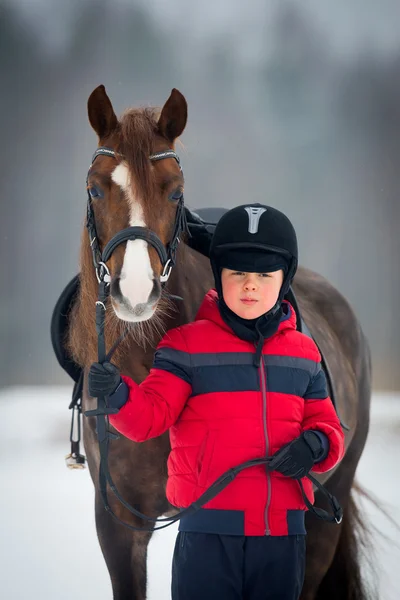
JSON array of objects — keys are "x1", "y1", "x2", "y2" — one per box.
[{"x1": 68, "y1": 86, "x2": 371, "y2": 599}]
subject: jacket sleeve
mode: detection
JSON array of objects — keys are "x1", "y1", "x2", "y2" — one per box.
[
  {"x1": 108, "y1": 327, "x2": 192, "y2": 442},
  {"x1": 301, "y1": 361, "x2": 345, "y2": 474}
]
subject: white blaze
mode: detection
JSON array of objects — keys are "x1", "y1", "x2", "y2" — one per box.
[{"x1": 111, "y1": 163, "x2": 154, "y2": 315}]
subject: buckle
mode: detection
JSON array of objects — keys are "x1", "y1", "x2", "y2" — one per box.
[
  {"x1": 160, "y1": 259, "x2": 172, "y2": 283},
  {"x1": 335, "y1": 513, "x2": 343, "y2": 524},
  {"x1": 332, "y1": 497, "x2": 343, "y2": 524},
  {"x1": 96, "y1": 261, "x2": 111, "y2": 284}
]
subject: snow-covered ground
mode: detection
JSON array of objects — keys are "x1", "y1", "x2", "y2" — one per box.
[{"x1": 1, "y1": 388, "x2": 399, "y2": 599}]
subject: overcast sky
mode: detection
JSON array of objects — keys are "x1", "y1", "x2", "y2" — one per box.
[{"x1": 7, "y1": 0, "x2": 400, "y2": 59}]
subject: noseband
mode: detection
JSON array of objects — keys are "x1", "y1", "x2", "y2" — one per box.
[{"x1": 86, "y1": 146, "x2": 188, "y2": 285}]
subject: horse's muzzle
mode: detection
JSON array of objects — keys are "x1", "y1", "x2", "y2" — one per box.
[{"x1": 110, "y1": 277, "x2": 161, "y2": 322}]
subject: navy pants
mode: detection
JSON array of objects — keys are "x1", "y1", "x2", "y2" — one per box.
[{"x1": 171, "y1": 532, "x2": 306, "y2": 600}]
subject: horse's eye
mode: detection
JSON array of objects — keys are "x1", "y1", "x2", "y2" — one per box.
[
  {"x1": 169, "y1": 188, "x2": 183, "y2": 202},
  {"x1": 89, "y1": 186, "x2": 102, "y2": 199}
]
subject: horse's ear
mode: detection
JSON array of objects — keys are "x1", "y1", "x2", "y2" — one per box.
[
  {"x1": 158, "y1": 89, "x2": 187, "y2": 143},
  {"x1": 87, "y1": 85, "x2": 118, "y2": 139}
]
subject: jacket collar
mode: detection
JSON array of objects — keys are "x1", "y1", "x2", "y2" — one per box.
[{"x1": 195, "y1": 289, "x2": 297, "y2": 337}]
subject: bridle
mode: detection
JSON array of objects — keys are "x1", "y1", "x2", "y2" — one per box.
[
  {"x1": 79, "y1": 146, "x2": 343, "y2": 533},
  {"x1": 86, "y1": 146, "x2": 188, "y2": 286}
]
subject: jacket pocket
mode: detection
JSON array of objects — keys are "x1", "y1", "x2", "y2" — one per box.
[{"x1": 197, "y1": 430, "x2": 217, "y2": 488}]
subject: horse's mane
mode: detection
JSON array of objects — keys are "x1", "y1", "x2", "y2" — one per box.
[{"x1": 118, "y1": 108, "x2": 159, "y2": 205}]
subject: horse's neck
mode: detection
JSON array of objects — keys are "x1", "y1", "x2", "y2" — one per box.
[{"x1": 68, "y1": 240, "x2": 213, "y2": 381}]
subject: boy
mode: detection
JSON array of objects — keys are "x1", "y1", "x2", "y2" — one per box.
[{"x1": 89, "y1": 203, "x2": 345, "y2": 600}]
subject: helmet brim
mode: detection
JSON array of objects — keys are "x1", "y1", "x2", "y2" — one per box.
[{"x1": 211, "y1": 242, "x2": 292, "y2": 258}]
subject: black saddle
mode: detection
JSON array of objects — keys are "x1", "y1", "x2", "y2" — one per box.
[{"x1": 51, "y1": 207, "x2": 345, "y2": 428}]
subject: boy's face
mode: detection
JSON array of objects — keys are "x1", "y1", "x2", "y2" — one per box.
[{"x1": 221, "y1": 268, "x2": 284, "y2": 320}]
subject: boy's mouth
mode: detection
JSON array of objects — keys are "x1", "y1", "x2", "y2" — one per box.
[{"x1": 240, "y1": 297, "x2": 258, "y2": 305}]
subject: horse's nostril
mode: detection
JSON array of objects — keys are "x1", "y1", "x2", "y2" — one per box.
[{"x1": 150, "y1": 278, "x2": 161, "y2": 302}]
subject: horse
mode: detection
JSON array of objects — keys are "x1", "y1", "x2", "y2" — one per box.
[{"x1": 66, "y1": 84, "x2": 372, "y2": 600}]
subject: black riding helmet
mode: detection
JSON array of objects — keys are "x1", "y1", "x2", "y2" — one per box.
[
  {"x1": 210, "y1": 203, "x2": 298, "y2": 305},
  {"x1": 209, "y1": 204, "x2": 298, "y2": 364}
]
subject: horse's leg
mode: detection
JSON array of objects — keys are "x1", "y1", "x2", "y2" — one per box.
[
  {"x1": 83, "y1": 398, "x2": 172, "y2": 600},
  {"x1": 314, "y1": 489, "x2": 370, "y2": 600},
  {"x1": 95, "y1": 492, "x2": 153, "y2": 600},
  {"x1": 301, "y1": 341, "x2": 371, "y2": 600},
  {"x1": 81, "y1": 368, "x2": 174, "y2": 599},
  {"x1": 300, "y1": 463, "x2": 363, "y2": 600}
]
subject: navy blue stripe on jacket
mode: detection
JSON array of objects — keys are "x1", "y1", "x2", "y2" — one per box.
[
  {"x1": 153, "y1": 348, "x2": 325, "y2": 398},
  {"x1": 153, "y1": 347, "x2": 192, "y2": 385},
  {"x1": 303, "y1": 365, "x2": 328, "y2": 400},
  {"x1": 178, "y1": 508, "x2": 306, "y2": 536}
]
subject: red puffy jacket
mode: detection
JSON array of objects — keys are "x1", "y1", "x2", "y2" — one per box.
[{"x1": 110, "y1": 290, "x2": 345, "y2": 536}]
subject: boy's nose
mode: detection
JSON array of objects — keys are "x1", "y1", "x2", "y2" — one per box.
[{"x1": 244, "y1": 278, "x2": 257, "y2": 290}]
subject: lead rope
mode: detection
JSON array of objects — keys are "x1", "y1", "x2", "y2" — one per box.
[
  {"x1": 85, "y1": 277, "x2": 343, "y2": 530},
  {"x1": 86, "y1": 254, "x2": 343, "y2": 530},
  {"x1": 66, "y1": 280, "x2": 343, "y2": 529}
]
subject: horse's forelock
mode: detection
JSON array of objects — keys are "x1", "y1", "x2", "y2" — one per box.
[{"x1": 119, "y1": 108, "x2": 159, "y2": 205}]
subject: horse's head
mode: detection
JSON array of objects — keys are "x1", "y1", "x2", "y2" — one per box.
[{"x1": 86, "y1": 85, "x2": 187, "y2": 323}]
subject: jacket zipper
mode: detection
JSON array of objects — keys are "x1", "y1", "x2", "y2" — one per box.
[{"x1": 258, "y1": 352, "x2": 271, "y2": 535}]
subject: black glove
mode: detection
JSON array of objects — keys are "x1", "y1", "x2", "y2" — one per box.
[
  {"x1": 88, "y1": 361, "x2": 121, "y2": 398},
  {"x1": 268, "y1": 431, "x2": 323, "y2": 480}
]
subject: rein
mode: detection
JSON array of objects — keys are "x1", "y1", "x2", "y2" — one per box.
[{"x1": 72, "y1": 146, "x2": 343, "y2": 532}]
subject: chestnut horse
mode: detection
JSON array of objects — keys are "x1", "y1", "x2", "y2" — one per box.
[{"x1": 67, "y1": 85, "x2": 372, "y2": 600}]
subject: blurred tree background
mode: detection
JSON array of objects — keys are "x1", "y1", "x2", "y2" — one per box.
[{"x1": 1, "y1": 0, "x2": 399, "y2": 389}]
